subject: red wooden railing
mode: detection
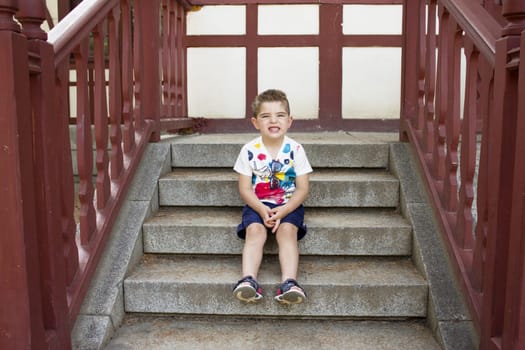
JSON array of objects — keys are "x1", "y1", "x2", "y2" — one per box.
[
  {"x1": 3, "y1": 0, "x2": 525, "y2": 348},
  {"x1": 401, "y1": 0, "x2": 525, "y2": 348},
  {"x1": 0, "y1": 0, "x2": 192, "y2": 348}
]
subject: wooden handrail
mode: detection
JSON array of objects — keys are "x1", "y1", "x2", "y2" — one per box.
[
  {"x1": 440, "y1": 0, "x2": 500, "y2": 64},
  {"x1": 48, "y1": 0, "x2": 119, "y2": 65}
]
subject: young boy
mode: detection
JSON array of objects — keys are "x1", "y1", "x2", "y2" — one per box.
[{"x1": 232, "y1": 89, "x2": 312, "y2": 305}]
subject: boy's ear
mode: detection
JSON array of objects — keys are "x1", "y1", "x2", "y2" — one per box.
[{"x1": 251, "y1": 116, "x2": 260, "y2": 129}]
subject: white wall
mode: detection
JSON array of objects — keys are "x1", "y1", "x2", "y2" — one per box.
[{"x1": 186, "y1": 4, "x2": 403, "y2": 120}]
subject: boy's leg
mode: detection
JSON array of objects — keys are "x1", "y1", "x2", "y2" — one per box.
[
  {"x1": 233, "y1": 223, "x2": 267, "y2": 302},
  {"x1": 242, "y1": 223, "x2": 267, "y2": 279},
  {"x1": 274, "y1": 223, "x2": 307, "y2": 304},
  {"x1": 275, "y1": 223, "x2": 299, "y2": 281}
]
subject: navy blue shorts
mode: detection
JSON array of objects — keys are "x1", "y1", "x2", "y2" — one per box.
[{"x1": 236, "y1": 203, "x2": 307, "y2": 240}]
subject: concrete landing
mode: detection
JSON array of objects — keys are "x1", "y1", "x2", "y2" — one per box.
[{"x1": 105, "y1": 316, "x2": 442, "y2": 350}]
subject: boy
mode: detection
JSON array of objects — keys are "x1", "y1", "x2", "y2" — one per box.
[{"x1": 232, "y1": 89, "x2": 312, "y2": 305}]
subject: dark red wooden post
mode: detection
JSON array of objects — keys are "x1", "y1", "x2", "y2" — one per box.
[
  {"x1": 15, "y1": 0, "x2": 71, "y2": 347},
  {"x1": 0, "y1": 0, "x2": 48, "y2": 348},
  {"x1": 498, "y1": 1, "x2": 525, "y2": 349},
  {"x1": 400, "y1": 0, "x2": 420, "y2": 141},
  {"x1": 136, "y1": 0, "x2": 161, "y2": 141},
  {"x1": 319, "y1": 4, "x2": 343, "y2": 128},
  {"x1": 479, "y1": 2, "x2": 525, "y2": 346}
]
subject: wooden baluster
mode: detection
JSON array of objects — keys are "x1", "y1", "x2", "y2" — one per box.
[
  {"x1": 137, "y1": 0, "x2": 161, "y2": 141},
  {"x1": 175, "y1": 1, "x2": 187, "y2": 117},
  {"x1": 122, "y1": 0, "x2": 136, "y2": 153},
  {"x1": 55, "y1": 61, "x2": 79, "y2": 289},
  {"x1": 456, "y1": 37, "x2": 478, "y2": 249},
  {"x1": 161, "y1": 0, "x2": 170, "y2": 117},
  {"x1": 108, "y1": 7, "x2": 123, "y2": 180},
  {"x1": 442, "y1": 19, "x2": 461, "y2": 216},
  {"x1": 74, "y1": 39, "x2": 96, "y2": 245},
  {"x1": 470, "y1": 56, "x2": 492, "y2": 294},
  {"x1": 168, "y1": 0, "x2": 176, "y2": 117},
  {"x1": 433, "y1": 5, "x2": 448, "y2": 188},
  {"x1": 415, "y1": 0, "x2": 426, "y2": 135},
  {"x1": 423, "y1": 0, "x2": 437, "y2": 156},
  {"x1": 400, "y1": 0, "x2": 419, "y2": 136},
  {"x1": 93, "y1": 22, "x2": 110, "y2": 209}
]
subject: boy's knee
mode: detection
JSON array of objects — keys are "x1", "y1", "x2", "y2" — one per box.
[
  {"x1": 275, "y1": 223, "x2": 298, "y2": 241},
  {"x1": 245, "y1": 223, "x2": 267, "y2": 244}
]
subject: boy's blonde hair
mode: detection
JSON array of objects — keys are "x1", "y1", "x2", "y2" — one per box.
[{"x1": 251, "y1": 89, "x2": 290, "y2": 117}]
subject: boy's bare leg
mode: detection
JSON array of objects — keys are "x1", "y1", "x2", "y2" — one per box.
[
  {"x1": 242, "y1": 223, "x2": 267, "y2": 279},
  {"x1": 275, "y1": 223, "x2": 299, "y2": 281}
]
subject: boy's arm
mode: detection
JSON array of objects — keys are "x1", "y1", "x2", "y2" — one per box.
[
  {"x1": 270, "y1": 173, "x2": 310, "y2": 222},
  {"x1": 238, "y1": 174, "x2": 274, "y2": 226}
]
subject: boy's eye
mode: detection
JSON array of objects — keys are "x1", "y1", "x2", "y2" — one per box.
[{"x1": 277, "y1": 114, "x2": 287, "y2": 119}]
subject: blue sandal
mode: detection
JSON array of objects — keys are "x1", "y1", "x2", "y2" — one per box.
[
  {"x1": 274, "y1": 278, "x2": 307, "y2": 305},
  {"x1": 232, "y1": 276, "x2": 264, "y2": 303}
]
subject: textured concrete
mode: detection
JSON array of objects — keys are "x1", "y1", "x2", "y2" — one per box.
[
  {"x1": 105, "y1": 316, "x2": 441, "y2": 350},
  {"x1": 123, "y1": 255, "x2": 428, "y2": 317},
  {"x1": 143, "y1": 207, "x2": 412, "y2": 256},
  {"x1": 389, "y1": 143, "x2": 478, "y2": 349},
  {"x1": 159, "y1": 168, "x2": 399, "y2": 207},
  {"x1": 169, "y1": 132, "x2": 394, "y2": 168},
  {"x1": 72, "y1": 133, "x2": 478, "y2": 349},
  {"x1": 71, "y1": 143, "x2": 172, "y2": 350}
]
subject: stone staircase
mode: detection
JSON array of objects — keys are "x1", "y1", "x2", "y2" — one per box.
[{"x1": 98, "y1": 133, "x2": 464, "y2": 349}]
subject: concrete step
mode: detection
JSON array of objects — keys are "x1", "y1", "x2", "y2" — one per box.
[
  {"x1": 158, "y1": 168, "x2": 399, "y2": 207},
  {"x1": 143, "y1": 207, "x2": 412, "y2": 256},
  {"x1": 124, "y1": 255, "x2": 428, "y2": 318},
  {"x1": 169, "y1": 132, "x2": 396, "y2": 168},
  {"x1": 105, "y1": 316, "x2": 442, "y2": 350}
]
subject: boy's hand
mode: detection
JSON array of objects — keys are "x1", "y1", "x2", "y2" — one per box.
[
  {"x1": 269, "y1": 206, "x2": 287, "y2": 233},
  {"x1": 259, "y1": 205, "x2": 276, "y2": 229}
]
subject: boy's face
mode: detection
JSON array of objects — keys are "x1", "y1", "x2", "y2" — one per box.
[{"x1": 251, "y1": 101, "x2": 293, "y2": 140}]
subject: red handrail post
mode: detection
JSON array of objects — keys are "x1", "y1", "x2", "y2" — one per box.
[
  {"x1": 400, "y1": 0, "x2": 420, "y2": 141},
  {"x1": 0, "y1": 1, "x2": 48, "y2": 348},
  {"x1": 136, "y1": 0, "x2": 161, "y2": 142}
]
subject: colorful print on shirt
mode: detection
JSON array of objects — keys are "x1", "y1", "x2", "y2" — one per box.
[{"x1": 234, "y1": 136, "x2": 313, "y2": 205}]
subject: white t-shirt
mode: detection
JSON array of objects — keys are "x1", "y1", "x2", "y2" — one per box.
[{"x1": 234, "y1": 136, "x2": 313, "y2": 205}]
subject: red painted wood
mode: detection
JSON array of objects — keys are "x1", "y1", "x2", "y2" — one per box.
[
  {"x1": 400, "y1": 0, "x2": 419, "y2": 140},
  {"x1": 93, "y1": 22, "x2": 111, "y2": 209},
  {"x1": 0, "y1": 29, "x2": 46, "y2": 350},
  {"x1": 456, "y1": 37, "x2": 477, "y2": 250},
  {"x1": 5, "y1": 1, "x2": 525, "y2": 348},
  {"x1": 319, "y1": 4, "x2": 343, "y2": 125},
  {"x1": 443, "y1": 18, "x2": 460, "y2": 214},
  {"x1": 137, "y1": 0, "x2": 161, "y2": 141},
  {"x1": 108, "y1": 7, "x2": 124, "y2": 179},
  {"x1": 74, "y1": 39, "x2": 97, "y2": 245},
  {"x1": 423, "y1": 0, "x2": 436, "y2": 154}
]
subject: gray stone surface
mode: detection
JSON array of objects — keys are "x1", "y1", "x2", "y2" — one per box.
[
  {"x1": 71, "y1": 143, "x2": 171, "y2": 350},
  {"x1": 159, "y1": 169, "x2": 399, "y2": 207},
  {"x1": 72, "y1": 315, "x2": 114, "y2": 350},
  {"x1": 124, "y1": 255, "x2": 427, "y2": 317},
  {"x1": 389, "y1": 142, "x2": 477, "y2": 349},
  {"x1": 169, "y1": 132, "x2": 393, "y2": 168},
  {"x1": 143, "y1": 207, "x2": 412, "y2": 256},
  {"x1": 105, "y1": 316, "x2": 441, "y2": 350},
  {"x1": 73, "y1": 133, "x2": 475, "y2": 349}
]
